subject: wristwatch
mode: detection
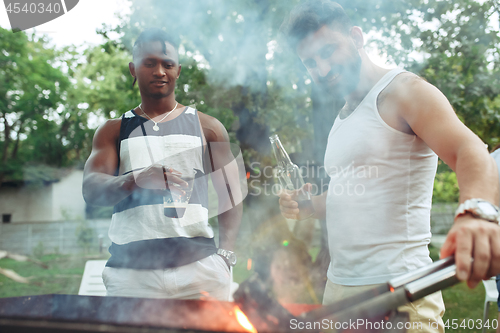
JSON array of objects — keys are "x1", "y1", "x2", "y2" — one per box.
[
  {"x1": 216, "y1": 249, "x2": 237, "y2": 266},
  {"x1": 454, "y1": 199, "x2": 500, "y2": 224}
]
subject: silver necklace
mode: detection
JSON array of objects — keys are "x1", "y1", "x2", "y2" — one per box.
[{"x1": 138, "y1": 102, "x2": 179, "y2": 131}]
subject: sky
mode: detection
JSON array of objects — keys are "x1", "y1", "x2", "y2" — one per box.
[{"x1": 0, "y1": 0, "x2": 131, "y2": 48}]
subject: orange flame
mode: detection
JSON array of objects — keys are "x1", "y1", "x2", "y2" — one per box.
[
  {"x1": 234, "y1": 306, "x2": 257, "y2": 333},
  {"x1": 247, "y1": 258, "x2": 252, "y2": 270},
  {"x1": 246, "y1": 171, "x2": 250, "y2": 179}
]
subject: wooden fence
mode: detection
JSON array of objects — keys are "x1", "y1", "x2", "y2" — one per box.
[
  {"x1": 430, "y1": 203, "x2": 456, "y2": 234},
  {"x1": 0, "y1": 219, "x2": 111, "y2": 256}
]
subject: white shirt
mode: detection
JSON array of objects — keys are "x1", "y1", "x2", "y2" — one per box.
[{"x1": 324, "y1": 69, "x2": 438, "y2": 285}]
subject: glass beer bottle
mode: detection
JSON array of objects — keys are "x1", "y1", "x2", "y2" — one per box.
[{"x1": 269, "y1": 134, "x2": 314, "y2": 220}]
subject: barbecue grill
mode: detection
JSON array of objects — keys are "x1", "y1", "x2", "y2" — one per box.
[{"x1": 0, "y1": 256, "x2": 459, "y2": 333}]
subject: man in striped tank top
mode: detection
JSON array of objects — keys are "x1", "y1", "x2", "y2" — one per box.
[
  {"x1": 279, "y1": 1, "x2": 500, "y2": 332},
  {"x1": 83, "y1": 29, "x2": 242, "y2": 301}
]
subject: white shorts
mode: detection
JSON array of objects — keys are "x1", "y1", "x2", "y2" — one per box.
[{"x1": 102, "y1": 253, "x2": 231, "y2": 301}]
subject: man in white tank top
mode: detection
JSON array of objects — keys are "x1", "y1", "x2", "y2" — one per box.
[{"x1": 279, "y1": 1, "x2": 500, "y2": 331}]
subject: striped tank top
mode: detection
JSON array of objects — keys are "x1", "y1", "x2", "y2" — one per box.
[{"x1": 106, "y1": 106, "x2": 217, "y2": 269}]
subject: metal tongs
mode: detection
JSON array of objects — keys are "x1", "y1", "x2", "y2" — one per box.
[
  {"x1": 301, "y1": 256, "x2": 458, "y2": 323},
  {"x1": 234, "y1": 256, "x2": 459, "y2": 332}
]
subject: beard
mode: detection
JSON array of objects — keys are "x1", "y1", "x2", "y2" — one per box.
[{"x1": 319, "y1": 47, "x2": 362, "y2": 99}]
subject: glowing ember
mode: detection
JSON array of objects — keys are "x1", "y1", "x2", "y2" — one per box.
[
  {"x1": 234, "y1": 306, "x2": 257, "y2": 333},
  {"x1": 247, "y1": 258, "x2": 252, "y2": 270},
  {"x1": 246, "y1": 171, "x2": 250, "y2": 179},
  {"x1": 389, "y1": 286, "x2": 394, "y2": 293}
]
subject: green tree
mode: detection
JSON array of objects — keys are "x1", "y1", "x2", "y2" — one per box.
[
  {"x1": 95, "y1": 0, "x2": 499, "y2": 205},
  {"x1": 114, "y1": 0, "x2": 314, "y2": 157},
  {"x1": 433, "y1": 171, "x2": 460, "y2": 203},
  {"x1": 408, "y1": 0, "x2": 500, "y2": 147},
  {"x1": 69, "y1": 37, "x2": 238, "y2": 130},
  {"x1": 109, "y1": 0, "x2": 499, "y2": 158},
  {"x1": 0, "y1": 28, "x2": 71, "y2": 184},
  {"x1": 72, "y1": 41, "x2": 140, "y2": 119}
]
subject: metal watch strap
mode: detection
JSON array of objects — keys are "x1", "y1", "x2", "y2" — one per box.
[
  {"x1": 454, "y1": 199, "x2": 500, "y2": 224},
  {"x1": 217, "y1": 248, "x2": 237, "y2": 266}
]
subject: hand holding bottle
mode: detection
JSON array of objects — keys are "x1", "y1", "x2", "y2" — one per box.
[
  {"x1": 270, "y1": 134, "x2": 314, "y2": 220},
  {"x1": 278, "y1": 183, "x2": 314, "y2": 220}
]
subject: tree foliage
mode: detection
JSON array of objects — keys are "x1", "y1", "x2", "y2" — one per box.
[
  {"x1": 0, "y1": 28, "x2": 71, "y2": 183},
  {"x1": 433, "y1": 171, "x2": 460, "y2": 203},
  {"x1": 408, "y1": 0, "x2": 500, "y2": 147},
  {"x1": 115, "y1": 0, "x2": 314, "y2": 157},
  {"x1": 110, "y1": 0, "x2": 500, "y2": 157},
  {"x1": 1, "y1": 0, "x2": 499, "y2": 201}
]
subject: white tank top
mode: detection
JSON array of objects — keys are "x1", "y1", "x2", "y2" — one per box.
[{"x1": 324, "y1": 68, "x2": 438, "y2": 285}]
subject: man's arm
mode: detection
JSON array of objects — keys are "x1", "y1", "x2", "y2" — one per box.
[
  {"x1": 82, "y1": 119, "x2": 137, "y2": 206},
  {"x1": 201, "y1": 115, "x2": 242, "y2": 252},
  {"x1": 394, "y1": 75, "x2": 500, "y2": 288}
]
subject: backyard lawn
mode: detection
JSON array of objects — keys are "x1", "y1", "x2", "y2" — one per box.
[{"x1": 0, "y1": 247, "x2": 497, "y2": 333}]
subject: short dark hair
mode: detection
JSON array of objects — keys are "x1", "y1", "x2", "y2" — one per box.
[
  {"x1": 280, "y1": 0, "x2": 352, "y2": 51},
  {"x1": 132, "y1": 28, "x2": 180, "y2": 61}
]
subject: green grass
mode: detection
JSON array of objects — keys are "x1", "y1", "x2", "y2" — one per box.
[
  {"x1": 442, "y1": 282, "x2": 498, "y2": 333},
  {"x1": 0, "y1": 253, "x2": 107, "y2": 298},
  {"x1": 0, "y1": 251, "x2": 498, "y2": 333},
  {"x1": 0, "y1": 252, "x2": 253, "y2": 298}
]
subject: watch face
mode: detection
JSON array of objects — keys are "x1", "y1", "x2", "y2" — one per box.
[
  {"x1": 228, "y1": 253, "x2": 237, "y2": 265},
  {"x1": 477, "y1": 201, "x2": 499, "y2": 216}
]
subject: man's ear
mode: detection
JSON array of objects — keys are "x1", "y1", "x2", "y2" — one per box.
[
  {"x1": 129, "y1": 62, "x2": 137, "y2": 88},
  {"x1": 129, "y1": 62, "x2": 136, "y2": 77},
  {"x1": 350, "y1": 26, "x2": 364, "y2": 49},
  {"x1": 177, "y1": 65, "x2": 182, "y2": 79}
]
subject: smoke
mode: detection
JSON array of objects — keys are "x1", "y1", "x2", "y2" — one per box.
[
  {"x1": 117, "y1": 1, "x2": 330, "y2": 306},
  {"x1": 123, "y1": 0, "x2": 307, "y2": 92}
]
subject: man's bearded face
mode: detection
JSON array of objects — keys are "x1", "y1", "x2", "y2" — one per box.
[{"x1": 297, "y1": 25, "x2": 362, "y2": 98}]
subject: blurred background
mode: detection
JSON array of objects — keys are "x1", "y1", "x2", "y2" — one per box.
[{"x1": 0, "y1": 0, "x2": 499, "y2": 330}]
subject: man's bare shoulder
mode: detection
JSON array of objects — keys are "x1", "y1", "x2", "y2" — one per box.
[
  {"x1": 197, "y1": 111, "x2": 229, "y2": 143},
  {"x1": 381, "y1": 72, "x2": 442, "y2": 109},
  {"x1": 383, "y1": 72, "x2": 422, "y2": 95},
  {"x1": 197, "y1": 110, "x2": 219, "y2": 127},
  {"x1": 93, "y1": 117, "x2": 122, "y2": 145},
  {"x1": 85, "y1": 117, "x2": 122, "y2": 174}
]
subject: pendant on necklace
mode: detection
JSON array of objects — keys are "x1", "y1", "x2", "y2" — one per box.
[{"x1": 153, "y1": 124, "x2": 160, "y2": 131}]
